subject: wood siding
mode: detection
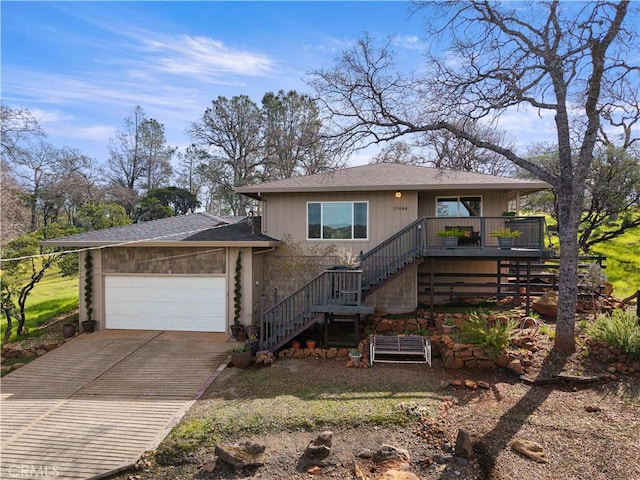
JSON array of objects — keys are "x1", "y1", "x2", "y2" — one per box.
[{"x1": 262, "y1": 191, "x2": 418, "y2": 256}]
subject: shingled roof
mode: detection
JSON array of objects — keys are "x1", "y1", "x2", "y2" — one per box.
[
  {"x1": 236, "y1": 163, "x2": 551, "y2": 199},
  {"x1": 42, "y1": 213, "x2": 279, "y2": 247}
]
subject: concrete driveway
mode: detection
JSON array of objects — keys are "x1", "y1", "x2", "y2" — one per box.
[{"x1": 0, "y1": 330, "x2": 232, "y2": 480}]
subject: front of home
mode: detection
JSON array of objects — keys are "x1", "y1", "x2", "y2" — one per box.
[{"x1": 45, "y1": 164, "x2": 551, "y2": 349}]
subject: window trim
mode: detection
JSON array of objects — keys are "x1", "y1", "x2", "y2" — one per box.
[
  {"x1": 435, "y1": 195, "x2": 483, "y2": 217},
  {"x1": 306, "y1": 201, "x2": 369, "y2": 241}
]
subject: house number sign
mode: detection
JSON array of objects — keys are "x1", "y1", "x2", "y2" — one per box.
[{"x1": 393, "y1": 206, "x2": 408, "y2": 211}]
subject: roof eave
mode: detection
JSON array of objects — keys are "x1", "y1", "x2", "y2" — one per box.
[{"x1": 41, "y1": 240, "x2": 281, "y2": 248}]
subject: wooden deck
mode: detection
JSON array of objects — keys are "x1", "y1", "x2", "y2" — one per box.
[{"x1": 0, "y1": 330, "x2": 233, "y2": 480}]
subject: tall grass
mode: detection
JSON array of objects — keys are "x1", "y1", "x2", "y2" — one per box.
[
  {"x1": 0, "y1": 266, "x2": 78, "y2": 343},
  {"x1": 460, "y1": 309, "x2": 518, "y2": 359},
  {"x1": 588, "y1": 307, "x2": 640, "y2": 361}
]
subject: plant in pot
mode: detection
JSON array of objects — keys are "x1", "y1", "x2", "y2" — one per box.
[
  {"x1": 349, "y1": 348, "x2": 362, "y2": 363},
  {"x1": 437, "y1": 228, "x2": 464, "y2": 248},
  {"x1": 306, "y1": 339, "x2": 317, "y2": 350},
  {"x1": 81, "y1": 252, "x2": 97, "y2": 333},
  {"x1": 231, "y1": 343, "x2": 252, "y2": 369},
  {"x1": 230, "y1": 251, "x2": 245, "y2": 340},
  {"x1": 442, "y1": 315, "x2": 456, "y2": 334},
  {"x1": 491, "y1": 228, "x2": 521, "y2": 249}
]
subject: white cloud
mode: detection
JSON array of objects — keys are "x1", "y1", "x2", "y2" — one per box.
[{"x1": 140, "y1": 34, "x2": 274, "y2": 79}]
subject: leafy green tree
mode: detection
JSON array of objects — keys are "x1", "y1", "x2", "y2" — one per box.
[
  {"x1": 75, "y1": 203, "x2": 131, "y2": 231},
  {"x1": 1, "y1": 233, "x2": 60, "y2": 341}
]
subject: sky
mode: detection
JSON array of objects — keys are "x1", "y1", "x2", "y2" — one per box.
[{"x1": 2, "y1": 1, "x2": 560, "y2": 166}]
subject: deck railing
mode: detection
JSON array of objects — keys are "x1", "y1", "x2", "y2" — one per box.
[
  {"x1": 261, "y1": 216, "x2": 547, "y2": 351},
  {"x1": 261, "y1": 269, "x2": 363, "y2": 351},
  {"x1": 360, "y1": 216, "x2": 547, "y2": 291}
]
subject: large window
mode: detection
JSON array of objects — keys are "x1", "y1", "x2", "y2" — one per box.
[
  {"x1": 307, "y1": 202, "x2": 368, "y2": 240},
  {"x1": 436, "y1": 196, "x2": 482, "y2": 217}
]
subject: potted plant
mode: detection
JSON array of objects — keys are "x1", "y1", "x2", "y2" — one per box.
[
  {"x1": 81, "y1": 252, "x2": 97, "y2": 333},
  {"x1": 231, "y1": 344, "x2": 252, "y2": 369},
  {"x1": 291, "y1": 339, "x2": 301, "y2": 350},
  {"x1": 231, "y1": 251, "x2": 245, "y2": 339},
  {"x1": 491, "y1": 228, "x2": 521, "y2": 249},
  {"x1": 306, "y1": 339, "x2": 317, "y2": 350},
  {"x1": 437, "y1": 228, "x2": 464, "y2": 248},
  {"x1": 442, "y1": 315, "x2": 456, "y2": 334},
  {"x1": 349, "y1": 348, "x2": 362, "y2": 363},
  {"x1": 62, "y1": 323, "x2": 76, "y2": 338}
]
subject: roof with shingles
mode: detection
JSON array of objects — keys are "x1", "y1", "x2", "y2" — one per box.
[
  {"x1": 236, "y1": 163, "x2": 551, "y2": 198},
  {"x1": 42, "y1": 213, "x2": 278, "y2": 247}
]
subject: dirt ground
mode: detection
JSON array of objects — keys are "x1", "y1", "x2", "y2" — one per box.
[{"x1": 117, "y1": 331, "x2": 640, "y2": 480}]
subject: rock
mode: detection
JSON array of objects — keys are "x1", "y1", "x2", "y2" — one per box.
[
  {"x1": 510, "y1": 439, "x2": 548, "y2": 463},
  {"x1": 454, "y1": 428, "x2": 473, "y2": 459},
  {"x1": 356, "y1": 448, "x2": 373, "y2": 459},
  {"x1": 307, "y1": 465, "x2": 322, "y2": 474},
  {"x1": 444, "y1": 356, "x2": 464, "y2": 370},
  {"x1": 215, "y1": 441, "x2": 266, "y2": 470},
  {"x1": 326, "y1": 348, "x2": 338, "y2": 359},
  {"x1": 532, "y1": 291, "x2": 558, "y2": 317},
  {"x1": 200, "y1": 458, "x2": 217, "y2": 473},
  {"x1": 305, "y1": 431, "x2": 333, "y2": 457},
  {"x1": 35, "y1": 349, "x2": 47, "y2": 356},
  {"x1": 508, "y1": 359, "x2": 524, "y2": 375},
  {"x1": 372, "y1": 444, "x2": 410, "y2": 465},
  {"x1": 381, "y1": 470, "x2": 420, "y2": 480},
  {"x1": 464, "y1": 380, "x2": 477, "y2": 390},
  {"x1": 585, "y1": 405, "x2": 602, "y2": 412},
  {"x1": 495, "y1": 354, "x2": 510, "y2": 368},
  {"x1": 477, "y1": 381, "x2": 491, "y2": 389},
  {"x1": 449, "y1": 379, "x2": 463, "y2": 387}
]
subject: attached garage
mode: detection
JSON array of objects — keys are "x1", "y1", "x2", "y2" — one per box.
[
  {"x1": 41, "y1": 214, "x2": 279, "y2": 334},
  {"x1": 104, "y1": 275, "x2": 226, "y2": 332}
]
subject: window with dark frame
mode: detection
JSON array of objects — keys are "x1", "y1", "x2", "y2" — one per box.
[{"x1": 307, "y1": 201, "x2": 368, "y2": 240}]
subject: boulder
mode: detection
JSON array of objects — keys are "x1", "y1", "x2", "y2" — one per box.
[
  {"x1": 454, "y1": 428, "x2": 473, "y2": 459},
  {"x1": 532, "y1": 291, "x2": 558, "y2": 317},
  {"x1": 305, "y1": 431, "x2": 333, "y2": 457},
  {"x1": 215, "y1": 441, "x2": 266, "y2": 470},
  {"x1": 510, "y1": 438, "x2": 548, "y2": 463},
  {"x1": 372, "y1": 444, "x2": 410, "y2": 465}
]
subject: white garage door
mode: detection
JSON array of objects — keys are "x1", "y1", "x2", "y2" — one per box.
[{"x1": 105, "y1": 275, "x2": 226, "y2": 332}]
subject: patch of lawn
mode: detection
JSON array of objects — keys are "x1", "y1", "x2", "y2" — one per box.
[
  {"x1": 591, "y1": 227, "x2": 640, "y2": 298},
  {"x1": 159, "y1": 363, "x2": 441, "y2": 461},
  {"x1": 1, "y1": 266, "x2": 78, "y2": 343}
]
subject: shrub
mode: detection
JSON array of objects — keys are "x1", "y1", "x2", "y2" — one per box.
[
  {"x1": 588, "y1": 307, "x2": 640, "y2": 361},
  {"x1": 460, "y1": 309, "x2": 518, "y2": 359}
]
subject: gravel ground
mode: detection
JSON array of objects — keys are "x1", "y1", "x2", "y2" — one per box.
[{"x1": 115, "y1": 332, "x2": 640, "y2": 480}]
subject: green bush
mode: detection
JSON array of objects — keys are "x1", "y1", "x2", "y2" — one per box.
[
  {"x1": 588, "y1": 307, "x2": 640, "y2": 361},
  {"x1": 460, "y1": 309, "x2": 517, "y2": 359}
]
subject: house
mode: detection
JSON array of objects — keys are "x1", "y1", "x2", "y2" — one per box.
[{"x1": 44, "y1": 164, "x2": 552, "y2": 350}]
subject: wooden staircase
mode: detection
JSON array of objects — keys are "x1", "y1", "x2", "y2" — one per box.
[{"x1": 261, "y1": 218, "x2": 427, "y2": 352}]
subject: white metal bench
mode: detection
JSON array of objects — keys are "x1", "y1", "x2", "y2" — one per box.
[{"x1": 369, "y1": 335, "x2": 432, "y2": 366}]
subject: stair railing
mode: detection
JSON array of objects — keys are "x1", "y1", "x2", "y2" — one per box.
[
  {"x1": 360, "y1": 217, "x2": 427, "y2": 290},
  {"x1": 261, "y1": 269, "x2": 363, "y2": 351}
]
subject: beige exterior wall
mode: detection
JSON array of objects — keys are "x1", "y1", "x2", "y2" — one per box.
[
  {"x1": 226, "y1": 248, "x2": 255, "y2": 329},
  {"x1": 261, "y1": 190, "x2": 418, "y2": 256}
]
